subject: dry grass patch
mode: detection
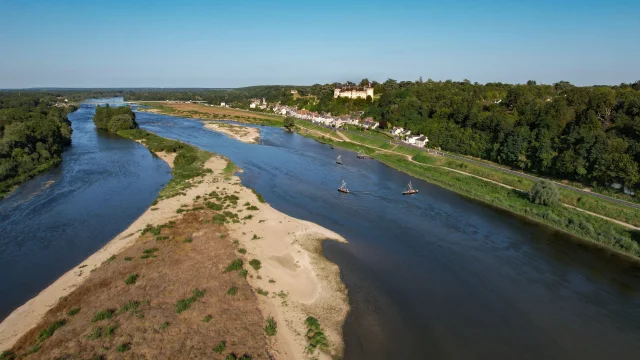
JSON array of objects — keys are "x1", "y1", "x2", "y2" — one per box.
[{"x1": 6, "y1": 210, "x2": 270, "y2": 359}]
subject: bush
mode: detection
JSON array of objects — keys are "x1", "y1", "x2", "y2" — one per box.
[
  {"x1": 38, "y1": 319, "x2": 67, "y2": 342},
  {"x1": 249, "y1": 259, "x2": 261, "y2": 271},
  {"x1": 92, "y1": 309, "x2": 115, "y2": 322},
  {"x1": 264, "y1": 317, "x2": 277, "y2": 336},
  {"x1": 125, "y1": 273, "x2": 139, "y2": 285},
  {"x1": 225, "y1": 259, "x2": 244, "y2": 272},
  {"x1": 529, "y1": 180, "x2": 559, "y2": 206}
]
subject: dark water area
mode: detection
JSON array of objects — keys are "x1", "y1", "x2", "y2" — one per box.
[
  {"x1": 136, "y1": 112, "x2": 640, "y2": 359},
  {"x1": 0, "y1": 99, "x2": 171, "y2": 320}
]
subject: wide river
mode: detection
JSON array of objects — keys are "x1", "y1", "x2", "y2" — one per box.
[{"x1": 2, "y1": 99, "x2": 640, "y2": 359}]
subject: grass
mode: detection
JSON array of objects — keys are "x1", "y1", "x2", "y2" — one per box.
[
  {"x1": 225, "y1": 259, "x2": 244, "y2": 272},
  {"x1": 257, "y1": 288, "x2": 269, "y2": 296},
  {"x1": 175, "y1": 288, "x2": 206, "y2": 314},
  {"x1": 304, "y1": 316, "x2": 329, "y2": 353},
  {"x1": 203, "y1": 315, "x2": 213, "y2": 323},
  {"x1": 264, "y1": 317, "x2": 277, "y2": 336},
  {"x1": 249, "y1": 259, "x2": 261, "y2": 271},
  {"x1": 37, "y1": 319, "x2": 67, "y2": 343},
  {"x1": 250, "y1": 188, "x2": 266, "y2": 203},
  {"x1": 183, "y1": 237, "x2": 193, "y2": 243},
  {"x1": 116, "y1": 343, "x2": 131, "y2": 352},
  {"x1": 119, "y1": 129, "x2": 212, "y2": 200},
  {"x1": 374, "y1": 152, "x2": 640, "y2": 258},
  {"x1": 226, "y1": 286, "x2": 238, "y2": 296},
  {"x1": 124, "y1": 273, "x2": 139, "y2": 285},
  {"x1": 213, "y1": 341, "x2": 226, "y2": 354},
  {"x1": 67, "y1": 307, "x2": 81, "y2": 316},
  {"x1": 246, "y1": 205, "x2": 259, "y2": 211},
  {"x1": 119, "y1": 300, "x2": 141, "y2": 313},
  {"x1": 160, "y1": 321, "x2": 170, "y2": 330},
  {"x1": 238, "y1": 269, "x2": 248, "y2": 278},
  {"x1": 92, "y1": 309, "x2": 115, "y2": 322},
  {"x1": 238, "y1": 248, "x2": 247, "y2": 254},
  {"x1": 106, "y1": 324, "x2": 118, "y2": 336},
  {"x1": 124, "y1": 256, "x2": 133, "y2": 261},
  {"x1": 86, "y1": 327, "x2": 103, "y2": 340}
]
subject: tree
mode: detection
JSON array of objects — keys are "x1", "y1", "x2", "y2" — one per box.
[
  {"x1": 283, "y1": 117, "x2": 295, "y2": 130},
  {"x1": 529, "y1": 180, "x2": 559, "y2": 206}
]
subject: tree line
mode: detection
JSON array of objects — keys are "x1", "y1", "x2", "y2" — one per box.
[
  {"x1": 123, "y1": 79, "x2": 640, "y2": 192},
  {"x1": 0, "y1": 93, "x2": 76, "y2": 198},
  {"x1": 92, "y1": 104, "x2": 138, "y2": 133}
]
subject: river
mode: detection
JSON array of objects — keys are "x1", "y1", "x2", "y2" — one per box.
[
  {"x1": 0, "y1": 99, "x2": 171, "y2": 320},
  {"x1": 2, "y1": 100, "x2": 640, "y2": 359}
]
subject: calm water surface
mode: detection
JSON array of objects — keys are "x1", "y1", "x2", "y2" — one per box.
[
  {"x1": 2, "y1": 102, "x2": 640, "y2": 359},
  {"x1": 137, "y1": 111, "x2": 640, "y2": 360},
  {"x1": 0, "y1": 99, "x2": 171, "y2": 320}
]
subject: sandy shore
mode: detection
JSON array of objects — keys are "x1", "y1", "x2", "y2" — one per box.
[
  {"x1": 0, "y1": 144, "x2": 348, "y2": 359},
  {"x1": 204, "y1": 122, "x2": 261, "y2": 144}
]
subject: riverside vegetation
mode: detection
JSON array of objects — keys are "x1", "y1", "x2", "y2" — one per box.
[
  {"x1": 139, "y1": 97, "x2": 640, "y2": 259},
  {"x1": 0, "y1": 93, "x2": 76, "y2": 199}
]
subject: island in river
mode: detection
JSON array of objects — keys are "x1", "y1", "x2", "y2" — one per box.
[{"x1": 0, "y1": 128, "x2": 347, "y2": 360}]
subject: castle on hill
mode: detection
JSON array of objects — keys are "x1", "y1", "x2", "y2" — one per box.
[{"x1": 334, "y1": 83, "x2": 374, "y2": 99}]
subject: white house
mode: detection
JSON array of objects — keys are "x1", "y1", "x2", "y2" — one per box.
[
  {"x1": 414, "y1": 136, "x2": 428, "y2": 147},
  {"x1": 220, "y1": 102, "x2": 226, "y2": 107}
]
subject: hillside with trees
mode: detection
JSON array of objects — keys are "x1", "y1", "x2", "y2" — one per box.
[
  {"x1": 126, "y1": 80, "x2": 640, "y2": 193},
  {"x1": 0, "y1": 93, "x2": 76, "y2": 199},
  {"x1": 92, "y1": 104, "x2": 139, "y2": 133}
]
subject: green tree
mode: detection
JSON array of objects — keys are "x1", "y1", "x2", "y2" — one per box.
[
  {"x1": 283, "y1": 117, "x2": 295, "y2": 130},
  {"x1": 529, "y1": 180, "x2": 559, "y2": 206}
]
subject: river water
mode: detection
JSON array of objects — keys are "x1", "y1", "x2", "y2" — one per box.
[
  {"x1": 2, "y1": 101, "x2": 640, "y2": 359},
  {"x1": 0, "y1": 99, "x2": 171, "y2": 320}
]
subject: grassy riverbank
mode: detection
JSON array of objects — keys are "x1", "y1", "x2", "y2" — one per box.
[
  {"x1": 131, "y1": 103, "x2": 640, "y2": 259},
  {"x1": 300, "y1": 130, "x2": 640, "y2": 259}
]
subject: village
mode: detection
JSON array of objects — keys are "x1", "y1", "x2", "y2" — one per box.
[{"x1": 235, "y1": 84, "x2": 429, "y2": 148}]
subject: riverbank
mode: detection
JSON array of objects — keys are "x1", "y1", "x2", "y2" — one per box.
[
  {"x1": 0, "y1": 130, "x2": 348, "y2": 359},
  {"x1": 301, "y1": 130, "x2": 640, "y2": 260},
  {"x1": 131, "y1": 104, "x2": 640, "y2": 258},
  {"x1": 204, "y1": 122, "x2": 261, "y2": 144}
]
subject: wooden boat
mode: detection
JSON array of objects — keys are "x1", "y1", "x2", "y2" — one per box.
[
  {"x1": 338, "y1": 180, "x2": 350, "y2": 193},
  {"x1": 336, "y1": 155, "x2": 343, "y2": 165},
  {"x1": 357, "y1": 150, "x2": 368, "y2": 159},
  {"x1": 402, "y1": 181, "x2": 419, "y2": 195}
]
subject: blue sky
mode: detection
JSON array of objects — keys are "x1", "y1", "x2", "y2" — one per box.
[{"x1": 1, "y1": 0, "x2": 638, "y2": 88}]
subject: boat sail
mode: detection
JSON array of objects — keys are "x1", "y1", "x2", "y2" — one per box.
[
  {"x1": 336, "y1": 155, "x2": 343, "y2": 165},
  {"x1": 402, "y1": 181, "x2": 419, "y2": 195},
  {"x1": 338, "y1": 180, "x2": 350, "y2": 193}
]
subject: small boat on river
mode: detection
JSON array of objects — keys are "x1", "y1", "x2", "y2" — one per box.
[
  {"x1": 338, "y1": 180, "x2": 350, "y2": 193},
  {"x1": 402, "y1": 181, "x2": 419, "y2": 195},
  {"x1": 336, "y1": 155, "x2": 343, "y2": 165},
  {"x1": 357, "y1": 150, "x2": 368, "y2": 159}
]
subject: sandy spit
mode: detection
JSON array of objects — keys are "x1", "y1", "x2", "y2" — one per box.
[
  {"x1": 0, "y1": 145, "x2": 349, "y2": 359},
  {"x1": 204, "y1": 122, "x2": 261, "y2": 144}
]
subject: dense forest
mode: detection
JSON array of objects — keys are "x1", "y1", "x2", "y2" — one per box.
[
  {"x1": 93, "y1": 104, "x2": 138, "y2": 133},
  {"x1": 126, "y1": 80, "x2": 640, "y2": 191},
  {"x1": 0, "y1": 93, "x2": 76, "y2": 199}
]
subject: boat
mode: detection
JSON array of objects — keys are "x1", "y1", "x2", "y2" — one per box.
[
  {"x1": 338, "y1": 180, "x2": 350, "y2": 193},
  {"x1": 357, "y1": 150, "x2": 368, "y2": 159},
  {"x1": 336, "y1": 155, "x2": 343, "y2": 165},
  {"x1": 402, "y1": 181, "x2": 419, "y2": 195}
]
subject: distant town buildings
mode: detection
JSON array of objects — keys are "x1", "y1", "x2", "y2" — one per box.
[{"x1": 334, "y1": 83, "x2": 374, "y2": 99}]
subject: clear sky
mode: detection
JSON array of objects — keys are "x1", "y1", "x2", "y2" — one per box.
[{"x1": 1, "y1": 0, "x2": 639, "y2": 88}]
